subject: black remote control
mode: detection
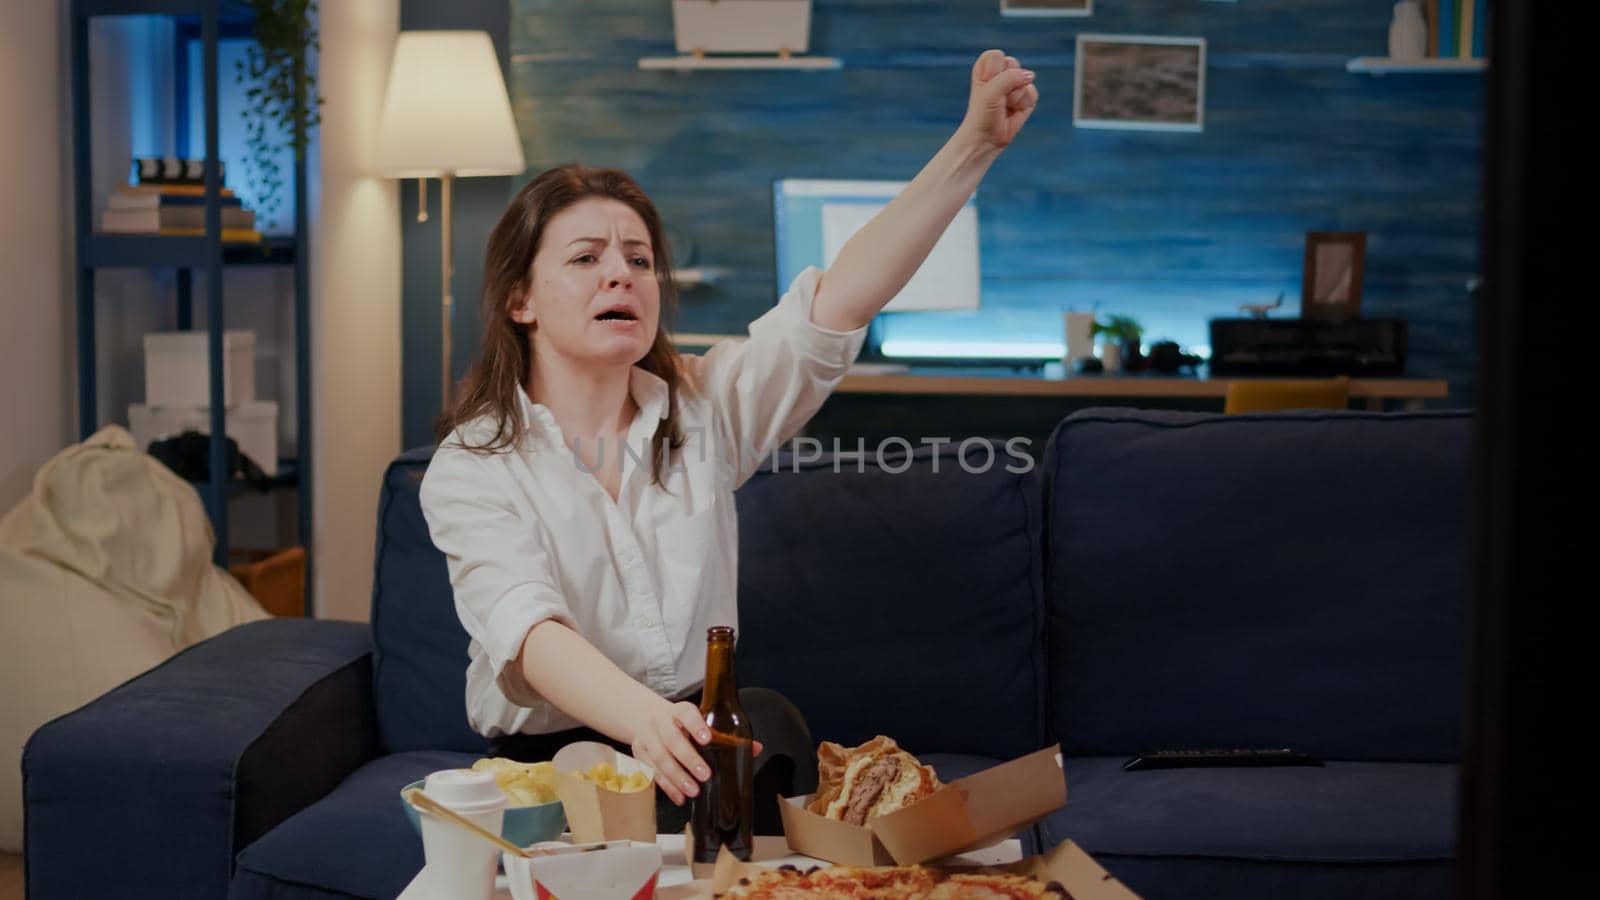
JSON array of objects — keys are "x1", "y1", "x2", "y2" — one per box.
[{"x1": 1122, "y1": 748, "x2": 1324, "y2": 771}]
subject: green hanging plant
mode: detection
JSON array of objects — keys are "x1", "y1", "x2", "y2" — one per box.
[
  {"x1": 235, "y1": 0, "x2": 324, "y2": 231},
  {"x1": 1090, "y1": 315, "x2": 1144, "y2": 344}
]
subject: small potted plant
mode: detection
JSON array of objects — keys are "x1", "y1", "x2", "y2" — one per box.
[{"x1": 1091, "y1": 315, "x2": 1145, "y2": 373}]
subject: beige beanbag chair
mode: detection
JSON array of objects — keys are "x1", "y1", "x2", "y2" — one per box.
[{"x1": 0, "y1": 425, "x2": 266, "y2": 851}]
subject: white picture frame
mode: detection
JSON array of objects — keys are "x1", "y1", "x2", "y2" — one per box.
[
  {"x1": 1073, "y1": 34, "x2": 1207, "y2": 132},
  {"x1": 1001, "y1": 0, "x2": 1092, "y2": 16}
]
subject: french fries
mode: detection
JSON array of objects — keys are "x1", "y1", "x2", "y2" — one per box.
[
  {"x1": 577, "y1": 760, "x2": 652, "y2": 793},
  {"x1": 470, "y1": 757, "x2": 559, "y2": 807}
]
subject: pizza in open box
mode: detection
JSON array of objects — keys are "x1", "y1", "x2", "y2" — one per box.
[{"x1": 716, "y1": 863, "x2": 1069, "y2": 899}]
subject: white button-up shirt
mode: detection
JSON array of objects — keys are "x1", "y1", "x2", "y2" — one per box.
[{"x1": 420, "y1": 268, "x2": 866, "y2": 737}]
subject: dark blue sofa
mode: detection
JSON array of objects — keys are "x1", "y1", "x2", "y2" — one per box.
[{"x1": 23, "y1": 408, "x2": 1468, "y2": 899}]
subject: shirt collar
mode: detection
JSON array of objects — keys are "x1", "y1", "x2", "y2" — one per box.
[
  {"x1": 518, "y1": 366, "x2": 671, "y2": 446},
  {"x1": 629, "y1": 365, "x2": 671, "y2": 423}
]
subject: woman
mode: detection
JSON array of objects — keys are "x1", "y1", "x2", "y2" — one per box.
[{"x1": 420, "y1": 50, "x2": 1038, "y2": 832}]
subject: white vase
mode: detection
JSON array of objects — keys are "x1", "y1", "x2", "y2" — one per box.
[
  {"x1": 1100, "y1": 342, "x2": 1122, "y2": 374},
  {"x1": 1389, "y1": 1, "x2": 1427, "y2": 60},
  {"x1": 1063, "y1": 312, "x2": 1095, "y2": 365}
]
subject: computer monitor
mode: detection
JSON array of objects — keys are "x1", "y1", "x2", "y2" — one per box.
[{"x1": 773, "y1": 179, "x2": 981, "y2": 313}]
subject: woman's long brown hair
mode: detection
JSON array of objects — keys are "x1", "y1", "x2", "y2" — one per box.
[{"x1": 435, "y1": 164, "x2": 685, "y2": 484}]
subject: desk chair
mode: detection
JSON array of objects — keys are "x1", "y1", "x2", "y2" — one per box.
[{"x1": 1224, "y1": 375, "x2": 1351, "y2": 414}]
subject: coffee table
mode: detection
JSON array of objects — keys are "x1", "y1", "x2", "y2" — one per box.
[{"x1": 396, "y1": 833, "x2": 1024, "y2": 899}]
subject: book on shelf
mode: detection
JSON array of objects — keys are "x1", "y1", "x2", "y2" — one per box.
[
  {"x1": 108, "y1": 190, "x2": 243, "y2": 210},
  {"x1": 1438, "y1": 0, "x2": 1457, "y2": 57},
  {"x1": 102, "y1": 206, "x2": 256, "y2": 232},
  {"x1": 1471, "y1": 0, "x2": 1486, "y2": 58},
  {"x1": 120, "y1": 183, "x2": 236, "y2": 198},
  {"x1": 133, "y1": 157, "x2": 225, "y2": 185},
  {"x1": 1425, "y1": 0, "x2": 1440, "y2": 57},
  {"x1": 159, "y1": 227, "x2": 261, "y2": 243},
  {"x1": 96, "y1": 221, "x2": 263, "y2": 243},
  {"x1": 1458, "y1": 0, "x2": 1474, "y2": 58}
]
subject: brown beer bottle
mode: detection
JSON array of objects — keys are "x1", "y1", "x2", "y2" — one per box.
[{"x1": 690, "y1": 626, "x2": 754, "y2": 863}]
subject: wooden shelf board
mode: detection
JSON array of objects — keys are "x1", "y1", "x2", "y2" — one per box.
[
  {"x1": 83, "y1": 234, "x2": 295, "y2": 267},
  {"x1": 1347, "y1": 57, "x2": 1487, "y2": 74},
  {"x1": 638, "y1": 55, "x2": 841, "y2": 71},
  {"x1": 76, "y1": 0, "x2": 255, "y2": 20},
  {"x1": 834, "y1": 372, "x2": 1449, "y2": 400}
]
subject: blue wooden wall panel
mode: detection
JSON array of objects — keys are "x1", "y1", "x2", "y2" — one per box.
[{"x1": 404, "y1": 0, "x2": 1482, "y2": 437}]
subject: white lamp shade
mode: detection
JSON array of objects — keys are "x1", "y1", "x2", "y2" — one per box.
[{"x1": 374, "y1": 30, "x2": 527, "y2": 178}]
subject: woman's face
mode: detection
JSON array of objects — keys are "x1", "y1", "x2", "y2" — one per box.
[{"x1": 512, "y1": 197, "x2": 661, "y2": 372}]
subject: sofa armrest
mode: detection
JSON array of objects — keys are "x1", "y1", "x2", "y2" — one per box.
[{"x1": 23, "y1": 618, "x2": 378, "y2": 900}]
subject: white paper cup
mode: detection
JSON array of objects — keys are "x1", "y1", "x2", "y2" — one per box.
[{"x1": 417, "y1": 769, "x2": 507, "y2": 900}]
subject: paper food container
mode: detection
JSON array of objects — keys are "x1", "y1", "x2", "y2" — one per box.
[
  {"x1": 551, "y1": 741, "x2": 657, "y2": 843},
  {"x1": 777, "y1": 744, "x2": 1067, "y2": 867},
  {"x1": 707, "y1": 838, "x2": 1141, "y2": 900},
  {"x1": 683, "y1": 831, "x2": 797, "y2": 881},
  {"x1": 504, "y1": 841, "x2": 661, "y2": 900}
]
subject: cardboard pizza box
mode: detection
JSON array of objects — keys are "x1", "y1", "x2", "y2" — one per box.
[
  {"x1": 551, "y1": 741, "x2": 657, "y2": 843},
  {"x1": 777, "y1": 744, "x2": 1067, "y2": 867},
  {"x1": 706, "y1": 838, "x2": 1142, "y2": 899}
]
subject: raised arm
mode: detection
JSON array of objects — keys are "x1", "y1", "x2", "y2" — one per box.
[{"x1": 810, "y1": 49, "x2": 1039, "y2": 332}]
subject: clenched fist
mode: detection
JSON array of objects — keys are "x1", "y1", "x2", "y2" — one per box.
[{"x1": 959, "y1": 49, "x2": 1040, "y2": 151}]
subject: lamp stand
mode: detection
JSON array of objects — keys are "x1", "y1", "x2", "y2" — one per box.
[{"x1": 439, "y1": 172, "x2": 454, "y2": 410}]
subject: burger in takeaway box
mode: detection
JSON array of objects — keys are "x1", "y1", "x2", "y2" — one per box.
[{"x1": 778, "y1": 736, "x2": 1068, "y2": 867}]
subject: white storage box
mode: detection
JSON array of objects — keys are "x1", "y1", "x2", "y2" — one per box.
[
  {"x1": 128, "y1": 401, "x2": 279, "y2": 476},
  {"x1": 143, "y1": 330, "x2": 256, "y2": 408},
  {"x1": 672, "y1": 1, "x2": 811, "y2": 54}
]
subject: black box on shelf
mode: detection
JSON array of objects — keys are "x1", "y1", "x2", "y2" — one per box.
[{"x1": 1209, "y1": 318, "x2": 1407, "y2": 376}]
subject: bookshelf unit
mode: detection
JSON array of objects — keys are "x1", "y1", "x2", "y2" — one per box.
[{"x1": 70, "y1": 0, "x2": 313, "y2": 611}]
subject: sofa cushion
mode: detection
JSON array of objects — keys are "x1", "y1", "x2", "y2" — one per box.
[
  {"x1": 735, "y1": 442, "x2": 1046, "y2": 761},
  {"x1": 1040, "y1": 756, "x2": 1456, "y2": 899},
  {"x1": 371, "y1": 447, "x2": 487, "y2": 754},
  {"x1": 1079, "y1": 854, "x2": 1450, "y2": 900},
  {"x1": 1042, "y1": 409, "x2": 1470, "y2": 760},
  {"x1": 232, "y1": 750, "x2": 479, "y2": 900}
]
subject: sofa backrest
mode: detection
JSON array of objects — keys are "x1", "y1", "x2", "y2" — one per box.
[
  {"x1": 371, "y1": 447, "x2": 488, "y2": 754},
  {"x1": 734, "y1": 442, "x2": 1047, "y2": 762},
  {"x1": 371, "y1": 441, "x2": 1048, "y2": 762},
  {"x1": 1042, "y1": 408, "x2": 1470, "y2": 762}
]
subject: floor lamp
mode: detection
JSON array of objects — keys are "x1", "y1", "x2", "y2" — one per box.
[{"x1": 375, "y1": 31, "x2": 526, "y2": 409}]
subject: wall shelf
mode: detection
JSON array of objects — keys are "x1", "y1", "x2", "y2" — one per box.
[
  {"x1": 674, "y1": 266, "x2": 729, "y2": 287},
  {"x1": 638, "y1": 55, "x2": 841, "y2": 71},
  {"x1": 1347, "y1": 57, "x2": 1487, "y2": 74}
]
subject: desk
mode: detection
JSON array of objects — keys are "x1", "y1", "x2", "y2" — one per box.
[
  {"x1": 834, "y1": 371, "x2": 1448, "y2": 411},
  {"x1": 807, "y1": 371, "x2": 1449, "y2": 459}
]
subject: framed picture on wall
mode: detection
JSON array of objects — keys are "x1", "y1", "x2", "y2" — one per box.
[
  {"x1": 1002, "y1": 0, "x2": 1092, "y2": 16},
  {"x1": 1073, "y1": 34, "x2": 1206, "y2": 132},
  {"x1": 1302, "y1": 232, "x2": 1367, "y2": 321}
]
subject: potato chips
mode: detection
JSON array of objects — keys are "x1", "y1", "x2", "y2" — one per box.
[
  {"x1": 470, "y1": 757, "x2": 559, "y2": 807},
  {"x1": 578, "y1": 760, "x2": 652, "y2": 793}
]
